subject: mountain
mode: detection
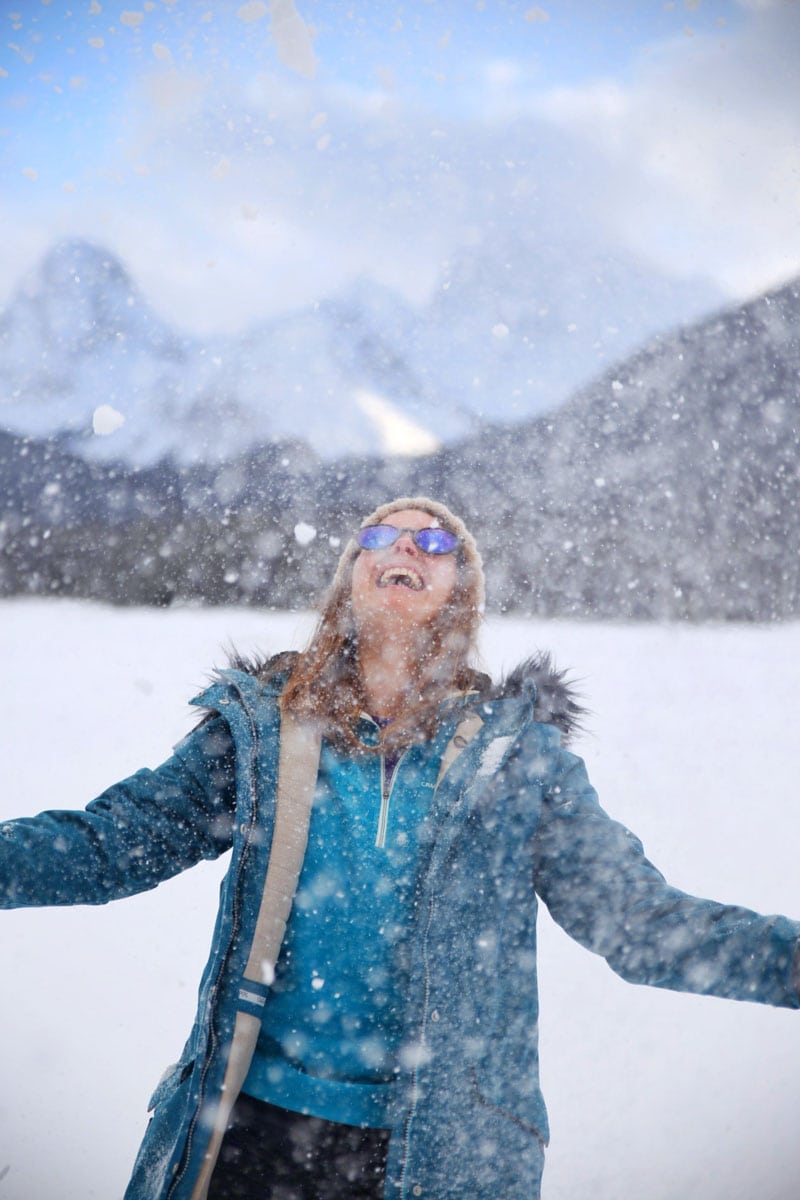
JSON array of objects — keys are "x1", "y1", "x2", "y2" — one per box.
[
  {"x1": 0, "y1": 240, "x2": 199, "y2": 461},
  {"x1": 414, "y1": 271, "x2": 800, "y2": 620},
  {"x1": 0, "y1": 237, "x2": 720, "y2": 466},
  {"x1": 2, "y1": 265, "x2": 797, "y2": 621},
  {"x1": 414, "y1": 227, "x2": 721, "y2": 425}
]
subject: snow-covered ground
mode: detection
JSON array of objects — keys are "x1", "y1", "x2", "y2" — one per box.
[{"x1": 2, "y1": 599, "x2": 800, "y2": 1199}]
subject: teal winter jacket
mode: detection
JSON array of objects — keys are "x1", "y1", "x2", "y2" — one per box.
[{"x1": 2, "y1": 656, "x2": 799, "y2": 1200}]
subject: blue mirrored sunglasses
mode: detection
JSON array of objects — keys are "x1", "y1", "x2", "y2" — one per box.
[{"x1": 357, "y1": 524, "x2": 460, "y2": 556}]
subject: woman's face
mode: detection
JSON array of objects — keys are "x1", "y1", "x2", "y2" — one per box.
[{"x1": 350, "y1": 508, "x2": 459, "y2": 635}]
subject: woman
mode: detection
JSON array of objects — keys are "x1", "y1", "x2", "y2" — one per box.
[{"x1": 2, "y1": 496, "x2": 799, "y2": 1200}]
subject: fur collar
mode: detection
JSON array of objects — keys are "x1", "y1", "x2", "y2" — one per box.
[
  {"x1": 489, "y1": 653, "x2": 585, "y2": 745},
  {"x1": 225, "y1": 649, "x2": 585, "y2": 746}
]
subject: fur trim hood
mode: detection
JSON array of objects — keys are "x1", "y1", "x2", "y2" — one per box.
[
  {"x1": 486, "y1": 652, "x2": 585, "y2": 745},
  {"x1": 225, "y1": 649, "x2": 585, "y2": 746}
]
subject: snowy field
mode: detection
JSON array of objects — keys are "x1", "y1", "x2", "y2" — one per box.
[{"x1": 2, "y1": 598, "x2": 800, "y2": 1200}]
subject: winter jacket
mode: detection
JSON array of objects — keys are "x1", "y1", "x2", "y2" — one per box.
[{"x1": 2, "y1": 655, "x2": 799, "y2": 1200}]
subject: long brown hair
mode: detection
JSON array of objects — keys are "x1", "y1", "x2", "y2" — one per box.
[{"x1": 280, "y1": 498, "x2": 485, "y2": 754}]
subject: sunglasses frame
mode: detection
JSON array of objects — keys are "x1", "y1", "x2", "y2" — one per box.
[{"x1": 356, "y1": 524, "x2": 460, "y2": 556}]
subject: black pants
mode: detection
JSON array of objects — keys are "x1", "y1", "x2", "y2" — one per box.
[{"x1": 207, "y1": 1092, "x2": 391, "y2": 1200}]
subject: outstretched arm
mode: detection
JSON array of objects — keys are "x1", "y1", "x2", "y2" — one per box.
[
  {"x1": 0, "y1": 715, "x2": 236, "y2": 908},
  {"x1": 531, "y1": 747, "x2": 800, "y2": 1009}
]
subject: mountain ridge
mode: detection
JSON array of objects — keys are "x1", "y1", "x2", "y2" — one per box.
[
  {"x1": 2, "y1": 251, "x2": 797, "y2": 621},
  {"x1": 0, "y1": 235, "x2": 720, "y2": 464}
]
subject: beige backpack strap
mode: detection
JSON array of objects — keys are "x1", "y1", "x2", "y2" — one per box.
[
  {"x1": 243, "y1": 713, "x2": 323, "y2": 984},
  {"x1": 435, "y1": 710, "x2": 484, "y2": 790},
  {"x1": 190, "y1": 711, "x2": 322, "y2": 1200}
]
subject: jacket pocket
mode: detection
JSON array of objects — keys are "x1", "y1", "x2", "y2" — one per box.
[
  {"x1": 471, "y1": 1064, "x2": 549, "y2": 1146},
  {"x1": 147, "y1": 1059, "x2": 194, "y2": 1113}
]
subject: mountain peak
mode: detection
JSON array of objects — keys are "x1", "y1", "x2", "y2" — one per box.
[
  {"x1": 36, "y1": 238, "x2": 133, "y2": 294},
  {"x1": 8, "y1": 238, "x2": 175, "y2": 358}
]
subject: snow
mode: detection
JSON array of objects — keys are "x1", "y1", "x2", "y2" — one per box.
[
  {"x1": 267, "y1": 0, "x2": 318, "y2": 81},
  {"x1": 354, "y1": 389, "x2": 441, "y2": 458},
  {"x1": 293, "y1": 522, "x2": 317, "y2": 547},
  {"x1": 2, "y1": 600, "x2": 800, "y2": 1199},
  {"x1": 91, "y1": 404, "x2": 126, "y2": 436}
]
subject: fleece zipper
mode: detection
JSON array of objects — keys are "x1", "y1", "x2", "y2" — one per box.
[{"x1": 375, "y1": 749, "x2": 409, "y2": 848}]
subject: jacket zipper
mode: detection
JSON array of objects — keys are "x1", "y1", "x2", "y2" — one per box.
[
  {"x1": 375, "y1": 748, "x2": 408, "y2": 849},
  {"x1": 166, "y1": 686, "x2": 260, "y2": 1199},
  {"x1": 396, "y1": 716, "x2": 483, "y2": 1194},
  {"x1": 398, "y1": 891, "x2": 436, "y2": 1197}
]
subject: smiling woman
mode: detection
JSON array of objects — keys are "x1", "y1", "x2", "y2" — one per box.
[
  {"x1": 2, "y1": 496, "x2": 800, "y2": 1200},
  {"x1": 281, "y1": 498, "x2": 485, "y2": 755}
]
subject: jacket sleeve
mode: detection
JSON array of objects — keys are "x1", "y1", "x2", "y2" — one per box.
[
  {"x1": 0, "y1": 715, "x2": 236, "y2": 909},
  {"x1": 531, "y1": 746, "x2": 800, "y2": 1009}
]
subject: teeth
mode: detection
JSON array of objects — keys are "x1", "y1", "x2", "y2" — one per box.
[{"x1": 378, "y1": 566, "x2": 424, "y2": 591}]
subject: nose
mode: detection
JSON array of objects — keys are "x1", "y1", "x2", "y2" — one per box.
[{"x1": 394, "y1": 530, "x2": 419, "y2": 555}]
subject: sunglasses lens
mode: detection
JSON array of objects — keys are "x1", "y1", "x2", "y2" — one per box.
[
  {"x1": 357, "y1": 525, "x2": 399, "y2": 550},
  {"x1": 414, "y1": 528, "x2": 459, "y2": 555},
  {"x1": 357, "y1": 524, "x2": 459, "y2": 554}
]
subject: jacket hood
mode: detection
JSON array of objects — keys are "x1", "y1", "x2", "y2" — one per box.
[
  {"x1": 488, "y1": 653, "x2": 585, "y2": 745},
  {"x1": 223, "y1": 648, "x2": 585, "y2": 746}
]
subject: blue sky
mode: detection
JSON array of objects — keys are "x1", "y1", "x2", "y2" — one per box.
[
  {"x1": 1, "y1": 0, "x2": 798, "y2": 333},
  {"x1": 2, "y1": 1, "x2": 749, "y2": 157}
]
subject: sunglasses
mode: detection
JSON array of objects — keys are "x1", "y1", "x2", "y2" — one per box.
[{"x1": 357, "y1": 524, "x2": 460, "y2": 555}]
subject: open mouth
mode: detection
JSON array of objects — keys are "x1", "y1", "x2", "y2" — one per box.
[{"x1": 377, "y1": 566, "x2": 424, "y2": 591}]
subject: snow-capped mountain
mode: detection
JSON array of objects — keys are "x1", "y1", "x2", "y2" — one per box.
[
  {"x1": 1, "y1": 271, "x2": 798, "y2": 620},
  {"x1": 423, "y1": 271, "x2": 800, "y2": 620},
  {"x1": 0, "y1": 237, "x2": 719, "y2": 466},
  {"x1": 416, "y1": 227, "x2": 722, "y2": 424},
  {"x1": 0, "y1": 241, "x2": 199, "y2": 458}
]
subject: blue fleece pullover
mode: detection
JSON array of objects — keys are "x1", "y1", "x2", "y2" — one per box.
[{"x1": 242, "y1": 717, "x2": 456, "y2": 1127}]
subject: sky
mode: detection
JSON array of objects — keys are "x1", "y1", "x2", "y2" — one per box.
[{"x1": 1, "y1": 0, "x2": 799, "y2": 334}]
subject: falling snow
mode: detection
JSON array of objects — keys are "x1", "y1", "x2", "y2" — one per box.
[
  {"x1": 92, "y1": 404, "x2": 126, "y2": 436},
  {"x1": 2, "y1": 602, "x2": 800, "y2": 1200}
]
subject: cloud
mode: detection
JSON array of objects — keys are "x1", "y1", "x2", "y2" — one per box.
[
  {"x1": 24, "y1": 67, "x2": 584, "y2": 333},
  {"x1": 1, "y1": 4, "x2": 797, "y2": 336},
  {"x1": 532, "y1": 4, "x2": 800, "y2": 298},
  {"x1": 734, "y1": 0, "x2": 788, "y2": 9}
]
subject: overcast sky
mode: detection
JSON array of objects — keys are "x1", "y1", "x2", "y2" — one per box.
[{"x1": 1, "y1": 0, "x2": 799, "y2": 334}]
